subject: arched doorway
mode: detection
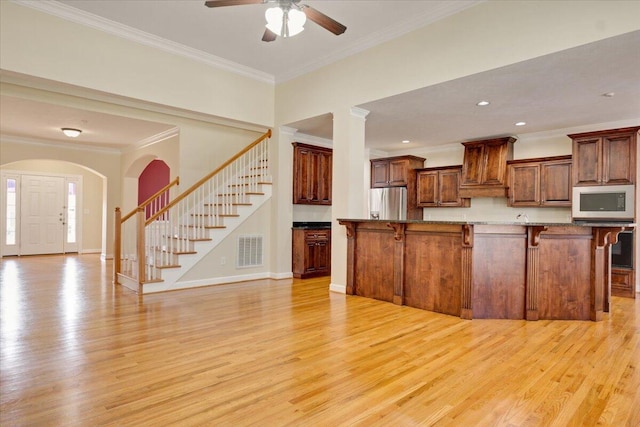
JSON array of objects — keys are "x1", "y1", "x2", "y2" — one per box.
[{"x1": 138, "y1": 160, "x2": 170, "y2": 219}]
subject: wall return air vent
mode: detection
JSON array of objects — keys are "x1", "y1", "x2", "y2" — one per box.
[{"x1": 237, "y1": 235, "x2": 264, "y2": 268}]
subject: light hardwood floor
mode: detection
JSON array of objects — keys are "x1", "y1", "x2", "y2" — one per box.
[{"x1": 0, "y1": 254, "x2": 638, "y2": 426}]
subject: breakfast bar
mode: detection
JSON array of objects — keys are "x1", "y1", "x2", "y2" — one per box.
[{"x1": 338, "y1": 220, "x2": 634, "y2": 321}]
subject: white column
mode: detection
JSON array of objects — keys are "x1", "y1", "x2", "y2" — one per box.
[
  {"x1": 330, "y1": 106, "x2": 369, "y2": 293},
  {"x1": 269, "y1": 126, "x2": 296, "y2": 279}
]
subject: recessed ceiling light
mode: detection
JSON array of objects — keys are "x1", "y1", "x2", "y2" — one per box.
[
  {"x1": 515, "y1": 122, "x2": 526, "y2": 126},
  {"x1": 402, "y1": 140, "x2": 410, "y2": 144},
  {"x1": 476, "y1": 100, "x2": 490, "y2": 106},
  {"x1": 602, "y1": 92, "x2": 615, "y2": 97},
  {"x1": 61, "y1": 128, "x2": 82, "y2": 138}
]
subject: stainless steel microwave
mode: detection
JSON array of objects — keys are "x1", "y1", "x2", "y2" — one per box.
[{"x1": 572, "y1": 184, "x2": 635, "y2": 221}]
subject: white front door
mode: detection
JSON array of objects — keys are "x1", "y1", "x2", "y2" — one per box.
[{"x1": 20, "y1": 175, "x2": 65, "y2": 255}]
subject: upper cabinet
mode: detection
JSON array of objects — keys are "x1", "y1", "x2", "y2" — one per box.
[
  {"x1": 507, "y1": 155, "x2": 572, "y2": 207},
  {"x1": 460, "y1": 137, "x2": 516, "y2": 198},
  {"x1": 371, "y1": 155, "x2": 425, "y2": 220},
  {"x1": 370, "y1": 155, "x2": 426, "y2": 188},
  {"x1": 569, "y1": 127, "x2": 638, "y2": 186},
  {"x1": 292, "y1": 143, "x2": 333, "y2": 205},
  {"x1": 416, "y1": 166, "x2": 470, "y2": 208}
]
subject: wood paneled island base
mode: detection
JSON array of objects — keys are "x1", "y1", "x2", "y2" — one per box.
[{"x1": 338, "y1": 220, "x2": 634, "y2": 321}]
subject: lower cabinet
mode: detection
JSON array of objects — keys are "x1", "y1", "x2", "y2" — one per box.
[
  {"x1": 611, "y1": 268, "x2": 635, "y2": 298},
  {"x1": 292, "y1": 228, "x2": 331, "y2": 279}
]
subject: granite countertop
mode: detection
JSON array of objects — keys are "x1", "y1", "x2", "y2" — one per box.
[
  {"x1": 292, "y1": 221, "x2": 332, "y2": 229},
  {"x1": 336, "y1": 219, "x2": 636, "y2": 228}
]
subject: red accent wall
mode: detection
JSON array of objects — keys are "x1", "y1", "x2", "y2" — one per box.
[{"x1": 138, "y1": 160, "x2": 170, "y2": 219}]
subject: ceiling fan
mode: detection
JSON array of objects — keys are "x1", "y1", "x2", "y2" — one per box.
[{"x1": 204, "y1": 0, "x2": 347, "y2": 42}]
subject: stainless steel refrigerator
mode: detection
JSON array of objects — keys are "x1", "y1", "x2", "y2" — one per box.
[{"x1": 368, "y1": 187, "x2": 407, "y2": 220}]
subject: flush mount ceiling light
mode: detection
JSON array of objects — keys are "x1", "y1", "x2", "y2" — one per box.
[
  {"x1": 265, "y1": 5, "x2": 306, "y2": 38},
  {"x1": 602, "y1": 92, "x2": 615, "y2": 97},
  {"x1": 61, "y1": 128, "x2": 82, "y2": 138},
  {"x1": 515, "y1": 122, "x2": 527, "y2": 126},
  {"x1": 402, "y1": 140, "x2": 410, "y2": 144},
  {"x1": 476, "y1": 100, "x2": 490, "y2": 106}
]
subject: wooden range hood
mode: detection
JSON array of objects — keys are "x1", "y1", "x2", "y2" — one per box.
[{"x1": 459, "y1": 136, "x2": 516, "y2": 198}]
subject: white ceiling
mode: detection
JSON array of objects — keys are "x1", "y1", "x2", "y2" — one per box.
[
  {"x1": 1, "y1": 1, "x2": 639, "y2": 153},
  {"x1": 53, "y1": 0, "x2": 481, "y2": 82}
]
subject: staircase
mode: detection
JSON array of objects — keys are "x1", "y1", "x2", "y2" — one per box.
[{"x1": 114, "y1": 130, "x2": 272, "y2": 294}]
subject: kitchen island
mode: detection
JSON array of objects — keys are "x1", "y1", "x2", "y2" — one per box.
[{"x1": 337, "y1": 219, "x2": 634, "y2": 321}]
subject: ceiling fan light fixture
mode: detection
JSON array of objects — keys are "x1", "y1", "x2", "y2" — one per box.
[
  {"x1": 265, "y1": 6, "x2": 306, "y2": 37},
  {"x1": 61, "y1": 128, "x2": 82, "y2": 138}
]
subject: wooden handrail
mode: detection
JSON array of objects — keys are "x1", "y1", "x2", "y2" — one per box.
[
  {"x1": 145, "y1": 129, "x2": 271, "y2": 225},
  {"x1": 121, "y1": 176, "x2": 180, "y2": 223}
]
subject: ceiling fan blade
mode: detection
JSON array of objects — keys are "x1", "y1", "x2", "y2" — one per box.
[
  {"x1": 262, "y1": 28, "x2": 277, "y2": 42},
  {"x1": 301, "y1": 5, "x2": 346, "y2": 35},
  {"x1": 204, "y1": 0, "x2": 264, "y2": 8}
]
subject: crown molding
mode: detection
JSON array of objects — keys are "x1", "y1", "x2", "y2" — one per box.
[
  {"x1": 279, "y1": 126, "x2": 298, "y2": 137},
  {"x1": 14, "y1": 0, "x2": 275, "y2": 85},
  {"x1": 1, "y1": 134, "x2": 122, "y2": 155},
  {"x1": 515, "y1": 119, "x2": 640, "y2": 143},
  {"x1": 1, "y1": 71, "x2": 270, "y2": 136},
  {"x1": 292, "y1": 132, "x2": 333, "y2": 148},
  {"x1": 275, "y1": 0, "x2": 484, "y2": 83},
  {"x1": 350, "y1": 107, "x2": 370, "y2": 120},
  {"x1": 126, "y1": 127, "x2": 180, "y2": 153}
]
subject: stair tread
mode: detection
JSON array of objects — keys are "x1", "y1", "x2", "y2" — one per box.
[
  {"x1": 116, "y1": 160, "x2": 271, "y2": 293},
  {"x1": 156, "y1": 264, "x2": 181, "y2": 269},
  {"x1": 163, "y1": 236, "x2": 213, "y2": 241},
  {"x1": 141, "y1": 278, "x2": 165, "y2": 284},
  {"x1": 191, "y1": 213, "x2": 239, "y2": 217},
  {"x1": 204, "y1": 202, "x2": 252, "y2": 206}
]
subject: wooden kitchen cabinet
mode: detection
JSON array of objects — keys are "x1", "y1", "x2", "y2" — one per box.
[
  {"x1": 507, "y1": 155, "x2": 572, "y2": 207},
  {"x1": 371, "y1": 155, "x2": 425, "y2": 220},
  {"x1": 611, "y1": 268, "x2": 635, "y2": 299},
  {"x1": 460, "y1": 136, "x2": 516, "y2": 198},
  {"x1": 416, "y1": 166, "x2": 470, "y2": 207},
  {"x1": 370, "y1": 155, "x2": 425, "y2": 188},
  {"x1": 292, "y1": 143, "x2": 332, "y2": 205},
  {"x1": 569, "y1": 127, "x2": 638, "y2": 186},
  {"x1": 292, "y1": 228, "x2": 331, "y2": 279}
]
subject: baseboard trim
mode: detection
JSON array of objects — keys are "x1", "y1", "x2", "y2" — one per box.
[
  {"x1": 81, "y1": 249, "x2": 102, "y2": 255},
  {"x1": 174, "y1": 272, "x2": 273, "y2": 290},
  {"x1": 329, "y1": 283, "x2": 346, "y2": 294}
]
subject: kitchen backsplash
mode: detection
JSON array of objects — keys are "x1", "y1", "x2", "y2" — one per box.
[
  {"x1": 292, "y1": 204, "x2": 332, "y2": 222},
  {"x1": 423, "y1": 197, "x2": 572, "y2": 223}
]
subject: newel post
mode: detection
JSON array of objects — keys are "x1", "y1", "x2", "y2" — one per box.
[
  {"x1": 113, "y1": 207, "x2": 121, "y2": 285},
  {"x1": 136, "y1": 208, "x2": 146, "y2": 287}
]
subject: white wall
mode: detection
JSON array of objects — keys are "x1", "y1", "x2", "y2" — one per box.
[
  {"x1": 178, "y1": 202, "x2": 273, "y2": 283},
  {"x1": 0, "y1": 1, "x2": 274, "y2": 128}
]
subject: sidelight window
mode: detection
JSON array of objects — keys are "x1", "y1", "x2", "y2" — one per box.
[
  {"x1": 67, "y1": 182, "x2": 77, "y2": 244},
  {"x1": 5, "y1": 179, "x2": 16, "y2": 245}
]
